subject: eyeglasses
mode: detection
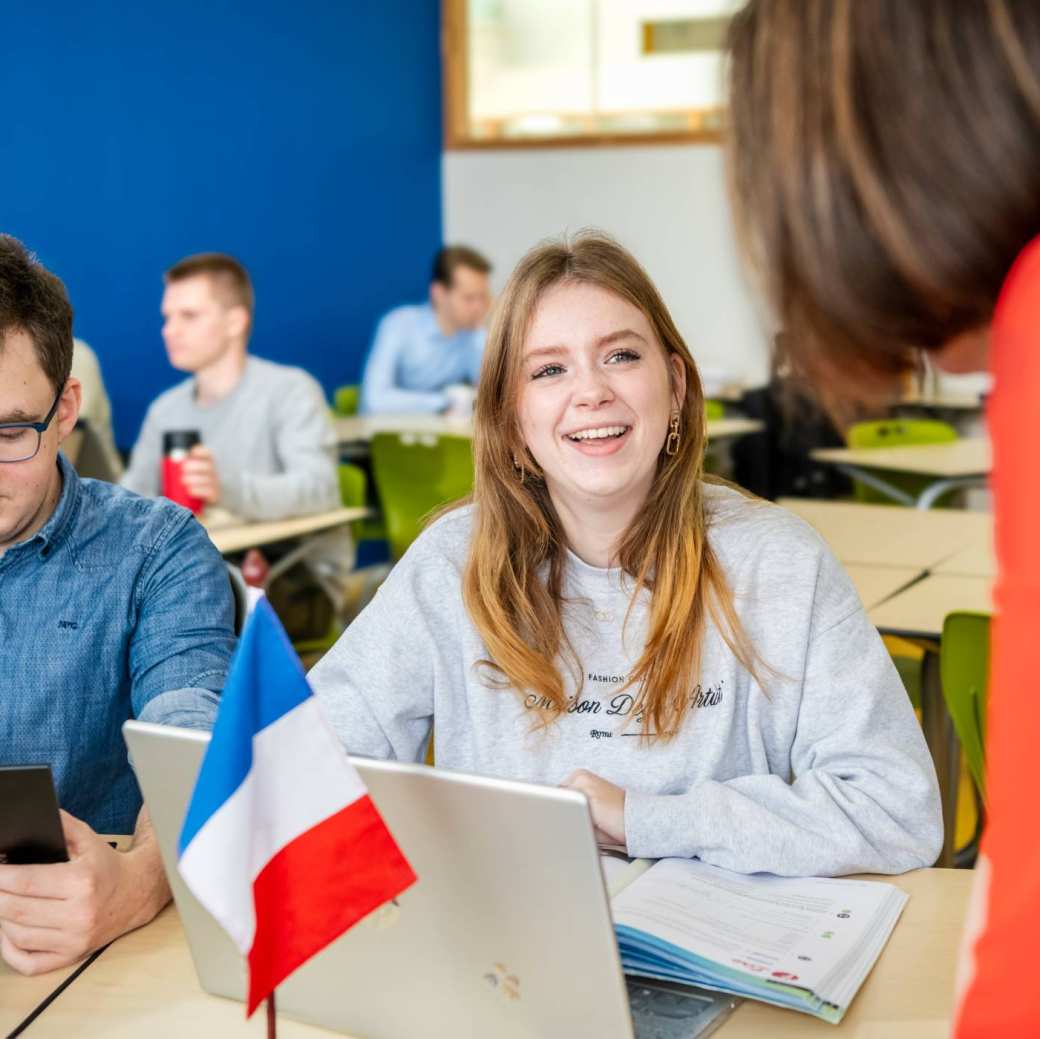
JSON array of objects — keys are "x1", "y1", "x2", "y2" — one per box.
[{"x1": 0, "y1": 390, "x2": 63, "y2": 463}]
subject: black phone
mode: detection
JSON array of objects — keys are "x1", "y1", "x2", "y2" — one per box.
[{"x1": 0, "y1": 765, "x2": 69, "y2": 864}]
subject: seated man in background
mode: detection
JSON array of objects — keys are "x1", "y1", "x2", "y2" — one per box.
[
  {"x1": 70, "y1": 338, "x2": 123, "y2": 477},
  {"x1": 361, "y1": 245, "x2": 492, "y2": 415},
  {"x1": 123, "y1": 253, "x2": 339, "y2": 521},
  {"x1": 0, "y1": 235, "x2": 235, "y2": 974}
]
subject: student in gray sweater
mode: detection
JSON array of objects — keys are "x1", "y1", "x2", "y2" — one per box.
[
  {"x1": 123, "y1": 253, "x2": 339, "y2": 521},
  {"x1": 309, "y1": 233, "x2": 942, "y2": 878}
]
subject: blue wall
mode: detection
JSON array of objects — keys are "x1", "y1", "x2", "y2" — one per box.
[{"x1": 2, "y1": 2, "x2": 443, "y2": 449}]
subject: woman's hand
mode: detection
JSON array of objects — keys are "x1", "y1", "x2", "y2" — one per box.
[{"x1": 561, "y1": 769, "x2": 627, "y2": 849}]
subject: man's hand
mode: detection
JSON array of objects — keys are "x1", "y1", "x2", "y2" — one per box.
[
  {"x1": 561, "y1": 769, "x2": 628, "y2": 849},
  {"x1": 181, "y1": 445, "x2": 222, "y2": 505},
  {"x1": 0, "y1": 809, "x2": 170, "y2": 976}
]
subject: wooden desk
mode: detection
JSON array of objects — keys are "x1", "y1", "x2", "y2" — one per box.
[
  {"x1": 869, "y1": 575, "x2": 995, "y2": 640},
  {"x1": 932, "y1": 536, "x2": 997, "y2": 579},
  {"x1": 21, "y1": 868, "x2": 970, "y2": 1038},
  {"x1": 0, "y1": 956, "x2": 97, "y2": 1037},
  {"x1": 811, "y1": 438, "x2": 990, "y2": 508},
  {"x1": 778, "y1": 499, "x2": 991, "y2": 572},
  {"x1": 203, "y1": 508, "x2": 369, "y2": 556},
  {"x1": 897, "y1": 390, "x2": 982, "y2": 412},
  {"x1": 334, "y1": 414, "x2": 764, "y2": 445},
  {"x1": 844, "y1": 565, "x2": 922, "y2": 610}
]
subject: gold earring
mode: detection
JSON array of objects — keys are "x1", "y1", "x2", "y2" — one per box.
[
  {"x1": 665, "y1": 412, "x2": 681, "y2": 456},
  {"x1": 512, "y1": 453, "x2": 526, "y2": 484}
]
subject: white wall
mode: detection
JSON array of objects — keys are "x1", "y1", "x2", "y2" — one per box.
[{"x1": 442, "y1": 143, "x2": 773, "y2": 390}]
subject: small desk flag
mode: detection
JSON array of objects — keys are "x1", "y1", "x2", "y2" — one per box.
[{"x1": 177, "y1": 597, "x2": 416, "y2": 1015}]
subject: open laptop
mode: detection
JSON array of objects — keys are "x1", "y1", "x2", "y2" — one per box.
[{"x1": 125, "y1": 721, "x2": 737, "y2": 1039}]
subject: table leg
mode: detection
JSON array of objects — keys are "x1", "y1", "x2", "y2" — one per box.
[
  {"x1": 832, "y1": 464, "x2": 917, "y2": 506},
  {"x1": 915, "y1": 476, "x2": 988, "y2": 509},
  {"x1": 920, "y1": 648, "x2": 962, "y2": 867}
]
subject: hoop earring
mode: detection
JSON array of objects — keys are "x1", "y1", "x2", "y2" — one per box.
[
  {"x1": 665, "y1": 412, "x2": 681, "y2": 456},
  {"x1": 512, "y1": 453, "x2": 526, "y2": 484}
]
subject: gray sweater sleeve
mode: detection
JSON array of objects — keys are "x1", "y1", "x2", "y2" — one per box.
[
  {"x1": 219, "y1": 372, "x2": 340, "y2": 521},
  {"x1": 624, "y1": 590, "x2": 944, "y2": 876},
  {"x1": 121, "y1": 402, "x2": 163, "y2": 497}
]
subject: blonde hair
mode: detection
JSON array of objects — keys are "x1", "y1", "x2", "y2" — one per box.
[{"x1": 460, "y1": 232, "x2": 759, "y2": 739}]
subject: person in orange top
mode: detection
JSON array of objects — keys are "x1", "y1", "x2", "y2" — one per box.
[{"x1": 723, "y1": 2, "x2": 1040, "y2": 1035}]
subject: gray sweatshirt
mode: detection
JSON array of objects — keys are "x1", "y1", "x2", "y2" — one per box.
[
  {"x1": 122, "y1": 356, "x2": 339, "y2": 521},
  {"x1": 308, "y1": 486, "x2": 943, "y2": 877}
]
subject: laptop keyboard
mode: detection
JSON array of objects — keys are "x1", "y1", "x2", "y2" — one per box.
[{"x1": 628, "y1": 978, "x2": 740, "y2": 1039}]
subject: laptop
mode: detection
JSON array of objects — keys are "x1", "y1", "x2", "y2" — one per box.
[{"x1": 125, "y1": 721, "x2": 737, "y2": 1038}]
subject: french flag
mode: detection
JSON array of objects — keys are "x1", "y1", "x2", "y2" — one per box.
[{"x1": 177, "y1": 597, "x2": 417, "y2": 1015}]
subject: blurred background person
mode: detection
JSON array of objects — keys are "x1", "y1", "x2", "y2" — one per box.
[{"x1": 69, "y1": 338, "x2": 123, "y2": 477}]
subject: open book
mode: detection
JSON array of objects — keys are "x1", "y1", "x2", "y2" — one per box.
[{"x1": 608, "y1": 857, "x2": 907, "y2": 1024}]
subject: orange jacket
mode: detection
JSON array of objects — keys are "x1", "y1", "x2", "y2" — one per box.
[{"x1": 955, "y1": 236, "x2": 1040, "y2": 1036}]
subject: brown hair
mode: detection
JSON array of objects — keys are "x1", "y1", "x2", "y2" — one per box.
[
  {"x1": 165, "y1": 252, "x2": 255, "y2": 327},
  {"x1": 432, "y1": 245, "x2": 491, "y2": 287},
  {"x1": 726, "y1": 0, "x2": 1040, "y2": 416},
  {"x1": 460, "y1": 231, "x2": 759, "y2": 739},
  {"x1": 0, "y1": 235, "x2": 74, "y2": 394}
]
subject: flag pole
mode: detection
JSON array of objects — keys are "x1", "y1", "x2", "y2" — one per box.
[{"x1": 266, "y1": 992, "x2": 277, "y2": 1038}]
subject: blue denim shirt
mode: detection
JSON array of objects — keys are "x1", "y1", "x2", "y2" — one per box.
[{"x1": 0, "y1": 455, "x2": 235, "y2": 834}]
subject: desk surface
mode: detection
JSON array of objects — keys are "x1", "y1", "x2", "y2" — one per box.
[
  {"x1": 0, "y1": 957, "x2": 88, "y2": 1037},
  {"x1": 778, "y1": 498, "x2": 992, "y2": 571},
  {"x1": 869, "y1": 575, "x2": 995, "y2": 639},
  {"x1": 932, "y1": 536, "x2": 997, "y2": 579},
  {"x1": 202, "y1": 507, "x2": 368, "y2": 556},
  {"x1": 844, "y1": 564, "x2": 922, "y2": 610},
  {"x1": 898, "y1": 390, "x2": 983, "y2": 411},
  {"x1": 334, "y1": 414, "x2": 764, "y2": 444},
  {"x1": 811, "y1": 437, "x2": 990, "y2": 478},
  {"x1": 22, "y1": 868, "x2": 970, "y2": 1038}
]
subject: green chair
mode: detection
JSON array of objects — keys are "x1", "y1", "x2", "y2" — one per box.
[
  {"x1": 845, "y1": 418, "x2": 958, "y2": 505},
  {"x1": 370, "y1": 433, "x2": 474, "y2": 560},
  {"x1": 704, "y1": 399, "x2": 725, "y2": 421},
  {"x1": 333, "y1": 384, "x2": 361, "y2": 417},
  {"x1": 940, "y1": 611, "x2": 991, "y2": 801}
]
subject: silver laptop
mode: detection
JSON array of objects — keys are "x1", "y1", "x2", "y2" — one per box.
[{"x1": 125, "y1": 721, "x2": 736, "y2": 1039}]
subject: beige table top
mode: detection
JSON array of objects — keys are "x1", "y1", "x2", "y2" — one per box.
[
  {"x1": 778, "y1": 498, "x2": 992, "y2": 571},
  {"x1": 21, "y1": 868, "x2": 970, "y2": 1039},
  {"x1": 898, "y1": 390, "x2": 983, "y2": 411},
  {"x1": 844, "y1": 565, "x2": 923, "y2": 610},
  {"x1": 869, "y1": 575, "x2": 995, "y2": 639},
  {"x1": 0, "y1": 956, "x2": 90, "y2": 1037},
  {"x1": 334, "y1": 414, "x2": 764, "y2": 444},
  {"x1": 202, "y1": 507, "x2": 369, "y2": 556},
  {"x1": 932, "y1": 535, "x2": 997, "y2": 579},
  {"x1": 811, "y1": 437, "x2": 990, "y2": 479}
]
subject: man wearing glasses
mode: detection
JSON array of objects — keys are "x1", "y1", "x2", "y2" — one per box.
[{"x1": 0, "y1": 235, "x2": 235, "y2": 974}]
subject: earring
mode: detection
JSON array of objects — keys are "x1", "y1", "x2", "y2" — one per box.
[
  {"x1": 512, "y1": 453, "x2": 526, "y2": 484},
  {"x1": 665, "y1": 412, "x2": 681, "y2": 456}
]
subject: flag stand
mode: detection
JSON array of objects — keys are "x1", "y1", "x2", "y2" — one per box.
[{"x1": 266, "y1": 992, "x2": 277, "y2": 1038}]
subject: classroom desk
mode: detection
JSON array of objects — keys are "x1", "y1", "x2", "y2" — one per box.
[
  {"x1": 334, "y1": 414, "x2": 765, "y2": 445},
  {"x1": 203, "y1": 508, "x2": 369, "y2": 556},
  {"x1": 932, "y1": 537, "x2": 997, "y2": 579},
  {"x1": 843, "y1": 565, "x2": 923, "y2": 610},
  {"x1": 0, "y1": 956, "x2": 98, "y2": 1038},
  {"x1": 870, "y1": 576, "x2": 995, "y2": 868},
  {"x1": 897, "y1": 390, "x2": 983, "y2": 412},
  {"x1": 777, "y1": 498, "x2": 992, "y2": 572},
  {"x1": 16, "y1": 868, "x2": 970, "y2": 1038},
  {"x1": 810, "y1": 437, "x2": 990, "y2": 508}
]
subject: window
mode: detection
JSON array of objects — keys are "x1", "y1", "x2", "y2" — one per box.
[{"x1": 444, "y1": 0, "x2": 739, "y2": 148}]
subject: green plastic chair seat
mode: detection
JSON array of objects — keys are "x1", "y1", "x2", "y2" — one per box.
[
  {"x1": 333, "y1": 384, "x2": 360, "y2": 417},
  {"x1": 846, "y1": 418, "x2": 958, "y2": 505},
  {"x1": 370, "y1": 432, "x2": 474, "y2": 560},
  {"x1": 940, "y1": 611, "x2": 991, "y2": 801}
]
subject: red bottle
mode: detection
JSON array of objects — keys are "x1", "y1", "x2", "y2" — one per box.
[{"x1": 161, "y1": 430, "x2": 204, "y2": 514}]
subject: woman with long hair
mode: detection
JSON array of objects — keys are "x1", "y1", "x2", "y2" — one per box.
[
  {"x1": 310, "y1": 232, "x2": 940, "y2": 876},
  {"x1": 725, "y1": 1, "x2": 1040, "y2": 1032}
]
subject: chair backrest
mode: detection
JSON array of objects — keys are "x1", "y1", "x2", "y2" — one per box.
[
  {"x1": 704, "y1": 399, "x2": 725, "y2": 421},
  {"x1": 940, "y1": 611, "x2": 991, "y2": 801},
  {"x1": 846, "y1": 419, "x2": 959, "y2": 505},
  {"x1": 333, "y1": 384, "x2": 360, "y2": 417},
  {"x1": 370, "y1": 433, "x2": 474, "y2": 560},
  {"x1": 847, "y1": 418, "x2": 957, "y2": 449},
  {"x1": 225, "y1": 563, "x2": 250, "y2": 636}
]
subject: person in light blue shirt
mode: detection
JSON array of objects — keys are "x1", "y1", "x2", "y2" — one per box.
[
  {"x1": 361, "y1": 245, "x2": 492, "y2": 414},
  {"x1": 0, "y1": 235, "x2": 235, "y2": 976}
]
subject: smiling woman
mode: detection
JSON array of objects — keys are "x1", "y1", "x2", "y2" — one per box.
[{"x1": 309, "y1": 232, "x2": 943, "y2": 878}]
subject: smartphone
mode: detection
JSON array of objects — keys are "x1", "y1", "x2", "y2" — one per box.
[{"x1": 0, "y1": 765, "x2": 69, "y2": 864}]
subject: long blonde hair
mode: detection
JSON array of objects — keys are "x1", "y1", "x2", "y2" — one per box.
[{"x1": 461, "y1": 232, "x2": 758, "y2": 739}]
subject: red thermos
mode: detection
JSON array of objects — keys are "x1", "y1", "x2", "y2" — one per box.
[{"x1": 161, "y1": 430, "x2": 204, "y2": 514}]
